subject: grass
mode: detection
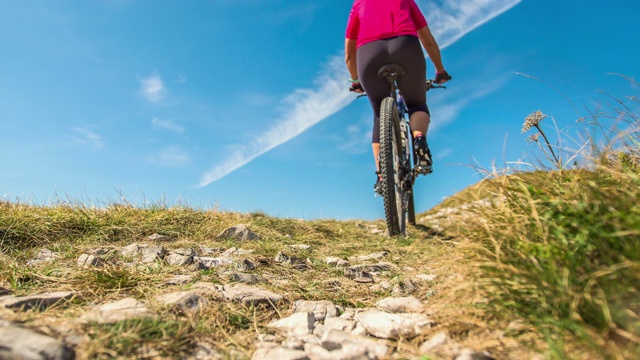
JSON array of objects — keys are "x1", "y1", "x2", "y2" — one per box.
[
  {"x1": 1, "y1": 87, "x2": 638, "y2": 359},
  {"x1": 444, "y1": 92, "x2": 640, "y2": 359}
]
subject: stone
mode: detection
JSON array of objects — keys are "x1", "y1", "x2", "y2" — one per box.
[
  {"x1": 454, "y1": 348, "x2": 495, "y2": 360},
  {"x1": 193, "y1": 342, "x2": 224, "y2": 360},
  {"x1": 420, "y1": 332, "x2": 450, "y2": 353},
  {"x1": 190, "y1": 282, "x2": 222, "y2": 296},
  {"x1": 221, "y1": 247, "x2": 253, "y2": 257},
  {"x1": 141, "y1": 245, "x2": 165, "y2": 263},
  {"x1": 392, "y1": 279, "x2": 418, "y2": 296},
  {"x1": 0, "y1": 320, "x2": 75, "y2": 360},
  {"x1": 293, "y1": 300, "x2": 338, "y2": 321},
  {"x1": 165, "y1": 274, "x2": 193, "y2": 285},
  {"x1": 77, "y1": 253, "x2": 105, "y2": 268},
  {"x1": 267, "y1": 312, "x2": 315, "y2": 337},
  {"x1": 238, "y1": 259, "x2": 257, "y2": 271},
  {"x1": 354, "y1": 276, "x2": 374, "y2": 284},
  {"x1": 229, "y1": 272, "x2": 266, "y2": 284},
  {"x1": 376, "y1": 296, "x2": 424, "y2": 313},
  {"x1": 344, "y1": 263, "x2": 390, "y2": 279},
  {"x1": 320, "y1": 330, "x2": 388, "y2": 359},
  {"x1": 27, "y1": 248, "x2": 60, "y2": 266},
  {"x1": 274, "y1": 252, "x2": 308, "y2": 270},
  {"x1": 121, "y1": 243, "x2": 142, "y2": 257},
  {"x1": 218, "y1": 224, "x2": 259, "y2": 241},
  {"x1": 165, "y1": 253, "x2": 193, "y2": 266},
  {"x1": 369, "y1": 280, "x2": 393, "y2": 292},
  {"x1": 194, "y1": 256, "x2": 236, "y2": 269},
  {"x1": 323, "y1": 317, "x2": 357, "y2": 333},
  {"x1": 251, "y1": 347, "x2": 309, "y2": 360},
  {"x1": 82, "y1": 297, "x2": 149, "y2": 323},
  {"x1": 157, "y1": 291, "x2": 207, "y2": 312},
  {"x1": 0, "y1": 286, "x2": 12, "y2": 296},
  {"x1": 1, "y1": 291, "x2": 76, "y2": 311},
  {"x1": 349, "y1": 251, "x2": 388, "y2": 262},
  {"x1": 173, "y1": 248, "x2": 196, "y2": 256},
  {"x1": 219, "y1": 284, "x2": 283, "y2": 306},
  {"x1": 148, "y1": 233, "x2": 172, "y2": 242},
  {"x1": 414, "y1": 274, "x2": 438, "y2": 282},
  {"x1": 355, "y1": 311, "x2": 435, "y2": 339}
]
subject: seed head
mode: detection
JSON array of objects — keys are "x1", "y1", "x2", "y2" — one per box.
[
  {"x1": 522, "y1": 110, "x2": 548, "y2": 133},
  {"x1": 526, "y1": 133, "x2": 540, "y2": 143}
]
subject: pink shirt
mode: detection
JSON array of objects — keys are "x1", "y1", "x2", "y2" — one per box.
[{"x1": 345, "y1": 0, "x2": 428, "y2": 48}]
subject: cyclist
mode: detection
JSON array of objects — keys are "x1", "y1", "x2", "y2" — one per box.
[{"x1": 344, "y1": 0, "x2": 450, "y2": 193}]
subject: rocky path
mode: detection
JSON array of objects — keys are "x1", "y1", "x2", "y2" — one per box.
[{"x1": 0, "y1": 223, "x2": 538, "y2": 360}]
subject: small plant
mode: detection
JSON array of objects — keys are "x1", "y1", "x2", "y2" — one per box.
[{"x1": 522, "y1": 110, "x2": 561, "y2": 169}]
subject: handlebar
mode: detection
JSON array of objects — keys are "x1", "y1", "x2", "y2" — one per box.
[{"x1": 351, "y1": 78, "x2": 450, "y2": 97}]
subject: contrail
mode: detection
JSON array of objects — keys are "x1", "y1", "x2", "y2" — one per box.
[{"x1": 198, "y1": 0, "x2": 522, "y2": 187}]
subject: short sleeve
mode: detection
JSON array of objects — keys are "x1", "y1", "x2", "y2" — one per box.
[
  {"x1": 408, "y1": 0, "x2": 427, "y2": 29},
  {"x1": 345, "y1": 4, "x2": 360, "y2": 39}
]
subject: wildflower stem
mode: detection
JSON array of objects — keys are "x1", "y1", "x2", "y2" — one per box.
[{"x1": 534, "y1": 124, "x2": 560, "y2": 168}]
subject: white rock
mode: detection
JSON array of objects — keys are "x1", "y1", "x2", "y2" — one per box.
[
  {"x1": 121, "y1": 243, "x2": 141, "y2": 257},
  {"x1": 219, "y1": 284, "x2": 283, "y2": 306},
  {"x1": 455, "y1": 348, "x2": 495, "y2": 360},
  {"x1": 293, "y1": 300, "x2": 338, "y2": 321},
  {"x1": 420, "y1": 332, "x2": 450, "y2": 352},
  {"x1": 0, "y1": 320, "x2": 75, "y2": 359},
  {"x1": 268, "y1": 312, "x2": 315, "y2": 337},
  {"x1": 27, "y1": 248, "x2": 60, "y2": 266},
  {"x1": 194, "y1": 256, "x2": 236, "y2": 269},
  {"x1": 81, "y1": 297, "x2": 149, "y2": 323},
  {"x1": 251, "y1": 346, "x2": 309, "y2": 360},
  {"x1": 221, "y1": 247, "x2": 254, "y2": 257},
  {"x1": 165, "y1": 253, "x2": 193, "y2": 266},
  {"x1": 77, "y1": 253, "x2": 105, "y2": 268},
  {"x1": 376, "y1": 296, "x2": 423, "y2": 313},
  {"x1": 355, "y1": 311, "x2": 434, "y2": 339},
  {"x1": 166, "y1": 274, "x2": 193, "y2": 285},
  {"x1": 219, "y1": 224, "x2": 259, "y2": 241},
  {"x1": 320, "y1": 330, "x2": 388, "y2": 359},
  {"x1": 289, "y1": 244, "x2": 312, "y2": 251},
  {"x1": 148, "y1": 233, "x2": 172, "y2": 242},
  {"x1": 323, "y1": 317, "x2": 356, "y2": 333},
  {"x1": 1, "y1": 291, "x2": 76, "y2": 311},
  {"x1": 414, "y1": 274, "x2": 437, "y2": 282},
  {"x1": 156, "y1": 291, "x2": 207, "y2": 312}
]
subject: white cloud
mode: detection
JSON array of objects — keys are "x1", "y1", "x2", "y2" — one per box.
[
  {"x1": 141, "y1": 75, "x2": 167, "y2": 102},
  {"x1": 72, "y1": 127, "x2": 105, "y2": 151},
  {"x1": 198, "y1": 0, "x2": 522, "y2": 187},
  {"x1": 199, "y1": 56, "x2": 352, "y2": 187},
  {"x1": 151, "y1": 118, "x2": 185, "y2": 133},
  {"x1": 151, "y1": 146, "x2": 191, "y2": 167},
  {"x1": 419, "y1": 0, "x2": 522, "y2": 48}
]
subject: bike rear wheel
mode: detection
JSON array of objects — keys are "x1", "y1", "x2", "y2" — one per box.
[
  {"x1": 407, "y1": 130, "x2": 416, "y2": 225},
  {"x1": 379, "y1": 97, "x2": 406, "y2": 236}
]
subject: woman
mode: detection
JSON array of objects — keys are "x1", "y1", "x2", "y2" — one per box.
[{"x1": 345, "y1": 0, "x2": 450, "y2": 193}]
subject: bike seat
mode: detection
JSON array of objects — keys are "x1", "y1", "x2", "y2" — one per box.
[{"x1": 377, "y1": 64, "x2": 406, "y2": 79}]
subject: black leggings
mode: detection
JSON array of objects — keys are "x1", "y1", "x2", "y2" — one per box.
[{"x1": 357, "y1": 36, "x2": 429, "y2": 143}]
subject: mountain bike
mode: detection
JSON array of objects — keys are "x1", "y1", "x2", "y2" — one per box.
[{"x1": 356, "y1": 64, "x2": 449, "y2": 236}]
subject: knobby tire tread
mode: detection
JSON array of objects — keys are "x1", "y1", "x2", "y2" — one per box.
[
  {"x1": 379, "y1": 97, "x2": 402, "y2": 236},
  {"x1": 407, "y1": 130, "x2": 416, "y2": 225}
]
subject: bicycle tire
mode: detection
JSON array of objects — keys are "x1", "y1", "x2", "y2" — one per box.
[
  {"x1": 407, "y1": 129, "x2": 416, "y2": 225},
  {"x1": 379, "y1": 97, "x2": 405, "y2": 236}
]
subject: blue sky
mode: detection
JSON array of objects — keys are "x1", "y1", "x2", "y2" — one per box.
[{"x1": 1, "y1": 0, "x2": 639, "y2": 220}]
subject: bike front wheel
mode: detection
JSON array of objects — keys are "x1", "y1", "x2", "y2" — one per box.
[{"x1": 379, "y1": 97, "x2": 406, "y2": 236}]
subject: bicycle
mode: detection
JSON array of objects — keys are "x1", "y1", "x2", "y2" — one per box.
[{"x1": 354, "y1": 64, "x2": 450, "y2": 236}]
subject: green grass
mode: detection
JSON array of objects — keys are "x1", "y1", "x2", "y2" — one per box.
[{"x1": 452, "y1": 94, "x2": 640, "y2": 359}]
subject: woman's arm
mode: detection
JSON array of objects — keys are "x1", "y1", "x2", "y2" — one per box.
[
  {"x1": 417, "y1": 25, "x2": 445, "y2": 73},
  {"x1": 345, "y1": 38, "x2": 358, "y2": 81}
]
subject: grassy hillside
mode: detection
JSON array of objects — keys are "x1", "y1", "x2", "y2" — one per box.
[{"x1": 1, "y1": 94, "x2": 638, "y2": 359}]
